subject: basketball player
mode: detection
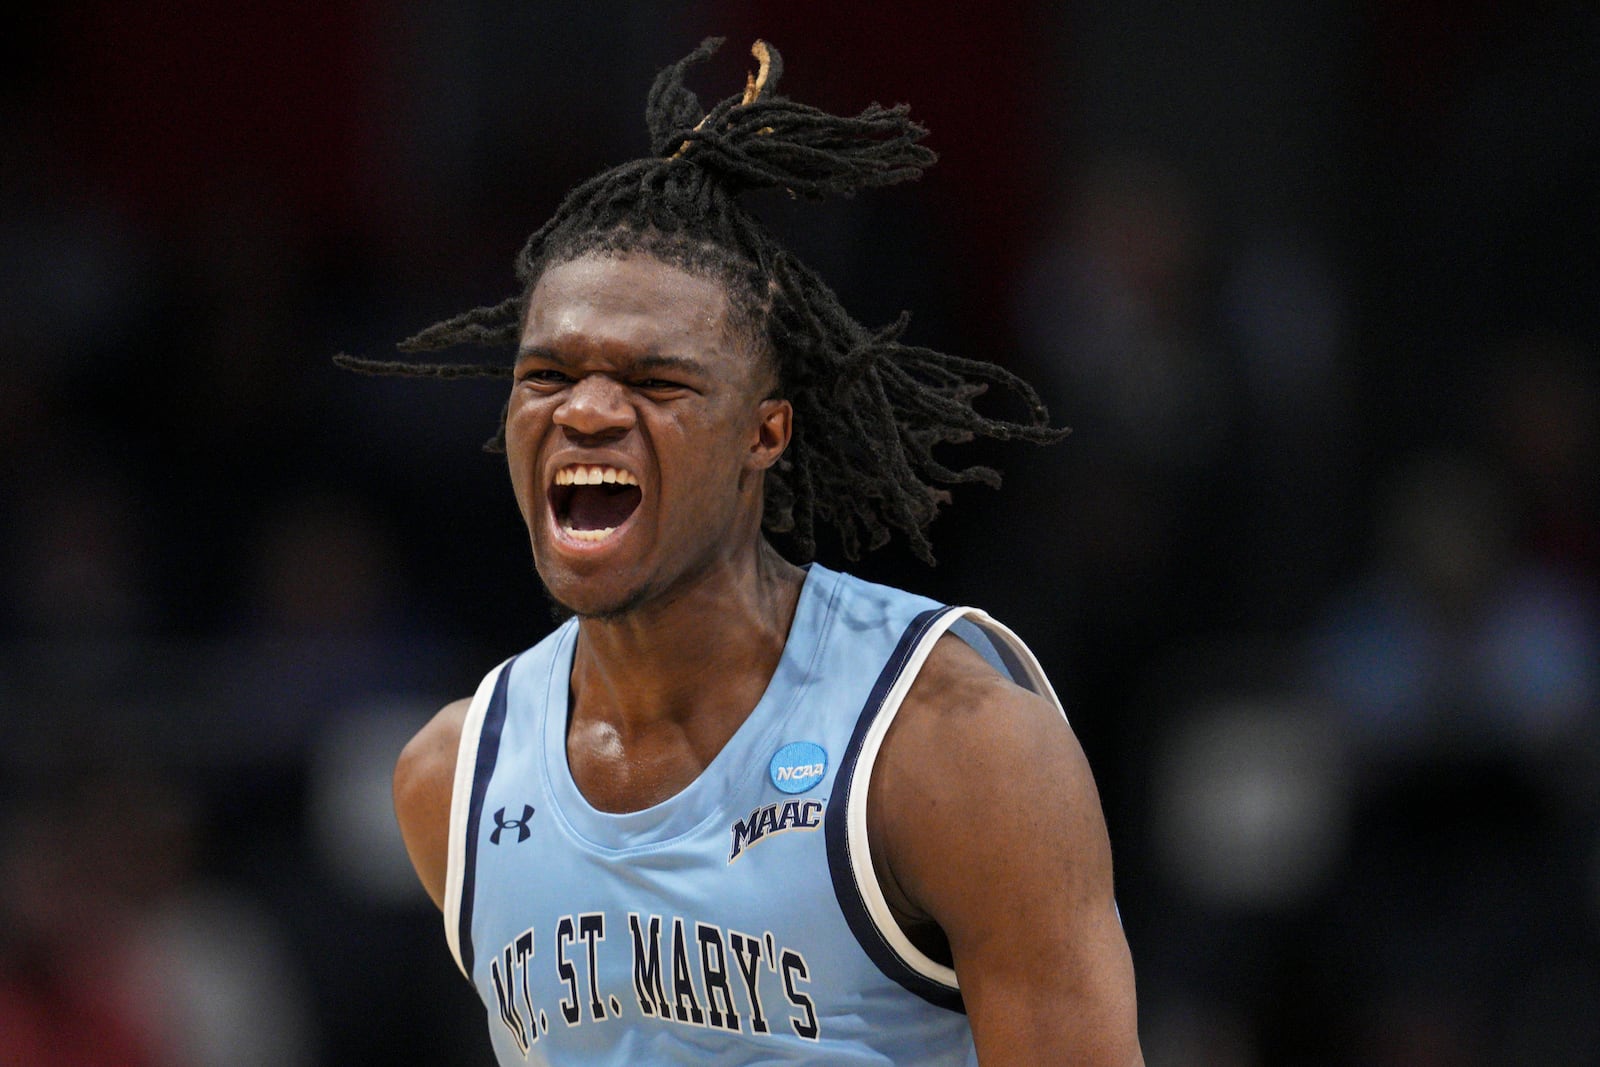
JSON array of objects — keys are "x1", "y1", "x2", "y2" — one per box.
[{"x1": 344, "y1": 39, "x2": 1142, "y2": 1065}]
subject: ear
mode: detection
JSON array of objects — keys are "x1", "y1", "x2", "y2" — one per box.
[{"x1": 747, "y1": 397, "x2": 792, "y2": 472}]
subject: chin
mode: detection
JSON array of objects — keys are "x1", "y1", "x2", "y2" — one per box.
[{"x1": 534, "y1": 563, "x2": 651, "y2": 623}]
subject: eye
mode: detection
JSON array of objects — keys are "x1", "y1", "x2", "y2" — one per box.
[
  {"x1": 517, "y1": 368, "x2": 572, "y2": 388},
  {"x1": 634, "y1": 378, "x2": 691, "y2": 396}
]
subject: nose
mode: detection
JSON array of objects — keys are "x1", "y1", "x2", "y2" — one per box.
[{"x1": 554, "y1": 374, "x2": 636, "y2": 440}]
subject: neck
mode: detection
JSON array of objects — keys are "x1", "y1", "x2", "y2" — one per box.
[{"x1": 568, "y1": 539, "x2": 806, "y2": 738}]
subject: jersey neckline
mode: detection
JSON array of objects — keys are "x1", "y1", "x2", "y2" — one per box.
[{"x1": 534, "y1": 563, "x2": 843, "y2": 852}]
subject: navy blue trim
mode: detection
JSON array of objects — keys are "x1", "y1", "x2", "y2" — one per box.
[
  {"x1": 458, "y1": 657, "x2": 518, "y2": 979},
  {"x1": 825, "y1": 606, "x2": 967, "y2": 1015},
  {"x1": 949, "y1": 617, "x2": 1031, "y2": 692},
  {"x1": 991, "y1": 632, "x2": 1032, "y2": 691}
]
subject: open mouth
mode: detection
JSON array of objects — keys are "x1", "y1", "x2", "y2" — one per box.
[{"x1": 549, "y1": 465, "x2": 643, "y2": 543}]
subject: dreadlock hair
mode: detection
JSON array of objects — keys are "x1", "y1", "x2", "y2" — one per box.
[{"x1": 336, "y1": 37, "x2": 1067, "y2": 564}]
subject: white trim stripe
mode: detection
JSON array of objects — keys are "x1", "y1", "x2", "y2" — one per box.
[
  {"x1": 443, "y1": 657, "x2": 514, "y2": 980},
  {"x1": 843, "y1": 608, "x2": 1067, "y2": 991}
]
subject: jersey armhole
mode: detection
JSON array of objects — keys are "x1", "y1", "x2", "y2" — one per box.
[
  {"x1": 443, "y1": 657, "x2": 515, "y2": 980},
  {"x1": 826, "y1": 606, "x2": 1067, "y2": 1012}
]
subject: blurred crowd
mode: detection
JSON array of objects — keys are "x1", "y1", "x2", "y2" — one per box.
[{"x1": 2, "y1": 3, "x2": 1596, "y2": 1065}]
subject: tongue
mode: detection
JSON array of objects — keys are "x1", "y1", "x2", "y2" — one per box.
[{"x1": 566, "y1": 485, "x2": 641, "y2": 531}]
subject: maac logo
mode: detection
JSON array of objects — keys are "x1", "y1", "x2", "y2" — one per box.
[
  {"x1": 728, "y1": 798, "x2": 824, "y2": 863},
  {"x1": 768, "y1": 741, "x2": 827, "y2": 794},
  {"x1": 490, "y1": 804, "x2": 535, "y2": 845}
]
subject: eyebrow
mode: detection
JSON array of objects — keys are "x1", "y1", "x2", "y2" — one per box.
[
  {"x1": 515, "y1": 347, "x2": 711, "y2": 377},
  {"x1": 634, "y1": 354, "x2": 710, "y2": 376}
]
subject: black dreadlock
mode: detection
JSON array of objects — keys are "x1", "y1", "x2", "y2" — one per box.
[{"x1": 335, "y1": 37, "x2": 1067, "y2": 564}]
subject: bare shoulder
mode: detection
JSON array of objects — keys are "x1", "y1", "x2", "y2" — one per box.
[
  {"x1": 394, "y1": 697, "x2": 472, "y2": 912},
  {"x1": 870, "y1": 631, "x2": 1143, "y2": 1065},
  {"x1": 880, "y1": 632, "x2": 1088, "y2": 823},
  {"x1": 873, "y1": 634, "x2": 1100, "y2": 888},
  {"x1": 903, "y1": 632, "x2": 1068, "y2": 752}
]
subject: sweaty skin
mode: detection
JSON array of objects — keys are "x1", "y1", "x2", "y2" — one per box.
[{"x1": 393, "y1": 253, "x2": 1143, "y2": 1066}]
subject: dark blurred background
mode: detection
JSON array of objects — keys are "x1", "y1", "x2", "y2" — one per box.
[{"x1": 2, "y1": 2, "x2": 1597, "y2": 1064}]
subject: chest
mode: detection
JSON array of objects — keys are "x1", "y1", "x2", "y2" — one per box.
[
  {"x1": 449, "y1": 580, "x2": 982, "y2": 1065},
  {"x1": 470, "y1": 757, "x2": 841, "y2": 1060},
  {"x1": 563, "y1": 712, "x2": 744, "y2": 814}
]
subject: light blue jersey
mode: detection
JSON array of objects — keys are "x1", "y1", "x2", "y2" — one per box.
[{"x1": 442, "y1": 564, "x2": 1065, "y2": 1065}]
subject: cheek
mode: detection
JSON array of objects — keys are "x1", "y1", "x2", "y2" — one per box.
[
  {"x1": 659, "y1": 415, "x2": 753, "y2": 509},
  {"x1": 504, "y1": 387, "x2": 549, "y2": 447},
  {"x1": 504, "y1": 396, "x2": 543, "y2": 513}
]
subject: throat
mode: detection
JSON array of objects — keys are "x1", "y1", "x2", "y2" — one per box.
[{"x1": 561, "y1": 554, "x2": 810, "y2": 810}]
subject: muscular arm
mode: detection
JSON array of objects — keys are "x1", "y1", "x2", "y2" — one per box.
[
  {"x1": 870, "y1": 636, "x2": 1143, "y2": 1066},
  {"x1": 393, "y1": 698, "x2": 471, "y2": 911}
]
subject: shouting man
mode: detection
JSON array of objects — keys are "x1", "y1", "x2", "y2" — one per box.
[{"x1": 343, "y1": 38, "x2": 1142, "y2": 1066}]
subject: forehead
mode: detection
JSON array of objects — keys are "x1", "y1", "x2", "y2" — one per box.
[{"x1": 521, "y1": 253, "x2": 742, "y2": 363}]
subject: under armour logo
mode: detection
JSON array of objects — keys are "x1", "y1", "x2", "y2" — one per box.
[{"x1": 490, "y1": 804, "x2": 535, "y2": 845}]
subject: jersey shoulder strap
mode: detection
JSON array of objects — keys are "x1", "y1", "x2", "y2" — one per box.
[
  {"x1": 442, "y1": 655, "x2": 516, "y2": 979},
  {"x1": 826, "y1": 605, "x2": 1065, "y2": 1010}
]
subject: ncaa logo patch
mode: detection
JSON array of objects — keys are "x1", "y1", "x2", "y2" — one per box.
[{"x1": 769, "y1": 741, "x2": 828, "y2": 794}]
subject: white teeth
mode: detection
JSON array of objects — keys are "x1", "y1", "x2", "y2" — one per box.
[
  {"x1": 554, "y1": 465, "x2": 638, "y2": 487},
  {"x1": 564, "y1": 525, "x2": 616, "y2": 542}
]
